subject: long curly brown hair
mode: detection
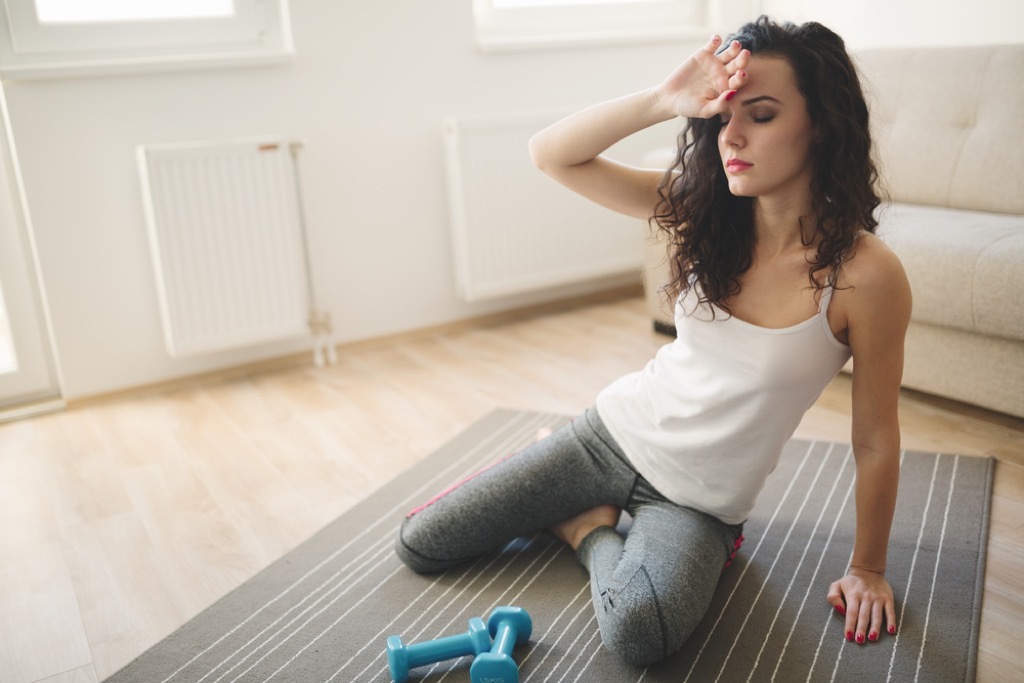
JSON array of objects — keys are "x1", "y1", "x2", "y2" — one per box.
[{"x1": 652, "y1": 16, "x2": 882, "y2": 314}]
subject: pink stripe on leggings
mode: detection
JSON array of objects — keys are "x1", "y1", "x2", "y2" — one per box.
[{"x1": 405, "y1": 449, "x2": 523, "y2": 518}]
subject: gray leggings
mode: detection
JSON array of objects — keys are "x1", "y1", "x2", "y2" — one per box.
[{"x1": 395, "y1": 408, "x2": 744, "y2": 666}]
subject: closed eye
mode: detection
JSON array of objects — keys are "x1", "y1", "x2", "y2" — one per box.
[{"x1": 719, "y1": 113, "x2": 775, "y2": 125}]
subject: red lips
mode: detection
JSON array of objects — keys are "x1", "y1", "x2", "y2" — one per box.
[{"x1": 726, "y1": 159, "x2": 753, "y2": 172}]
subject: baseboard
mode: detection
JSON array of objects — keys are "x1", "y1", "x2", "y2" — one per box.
[
  {"x1": 66, "y1": 283, "x2": 645, "y2": 411},
  {"x1": 0, "y1": 398, "x2": 67, "y2": 425}
]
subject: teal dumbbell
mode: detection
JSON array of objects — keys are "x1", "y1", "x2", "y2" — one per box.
[
  {"x1": 386, "y1": 617, "x2": 491, "y2": 683},
  {"x1": 470, "y1": 606, "x2": 533, "y2": 683}
]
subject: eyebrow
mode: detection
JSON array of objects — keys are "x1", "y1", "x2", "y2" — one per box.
[{"x1": 740, "y1": 95, "x2": 783, "y2": 106}]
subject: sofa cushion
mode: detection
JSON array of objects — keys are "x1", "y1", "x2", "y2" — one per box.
[
  {"x1": 856, "y1": 45, "x2": 1024, "y2": 215},
  {"x1": 878, "y1": 203, "x2": 1024, "y2": 341}
]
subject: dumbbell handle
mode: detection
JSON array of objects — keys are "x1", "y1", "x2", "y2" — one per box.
[
  {"x1": 492, "y1": 622, "x2": 517, "y2": 655},
  {"x1": 406, "y1": 631, "x2": 482, "y2": 667}
]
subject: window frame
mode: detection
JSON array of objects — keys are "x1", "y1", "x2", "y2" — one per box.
[
  {"x1": 473, "y1": 0, "x2": 713, "y2": 52},
  {"x1": 0, "y1": 0, "x2": 293, "y2": 81}
]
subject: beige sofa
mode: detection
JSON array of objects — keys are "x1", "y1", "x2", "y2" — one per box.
[{"x1": 643, "y1": 44, "x2": 1024, "y2": 418}]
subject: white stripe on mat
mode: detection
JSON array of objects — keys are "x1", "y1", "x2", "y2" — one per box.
[
  {"x1": 211, "y1": 542, "x2": 396, "y2": 683},
  {"x1": 331, "y1": 545, "x2": 504, "y2": 682},
  {"x1": 804, "y1": 449, "x2": 910, "y2": 682},
  {"x1": 520, "y1": 590, "x2": 594, "y2": 683},
  {"x1": 235, "y1": 561, "x2": 406, "y2": 683},
  {"x1": 173, "y1": 412, "x2": 555, "y2": 683},
  {"x1": 419, "y1": 552, "x2": 598, "y2": 683},
  {"x1": 914, "y1": 455, "x2": 959, "y2": 683},
  {"x1": 414, "y1": 538, "x2": 561, "y2": 683},
  {"x1": 347, "y1": 416, "x2": 570, "y2": 683},
  {"x1": 266, "y1": 517, "x2": 550, "y2": 680},
  {"x1": 560, "y1": 623, "x2": 602, "y2": 683},
  {"x1": 825, "y1": 548, "x2": 854, "y2": 683},
  {"x1": 769, "y1": 449, "x2": 863, "y2": 682},
  {"x1": 430, "y1": 539, "x2": 570, "y2": 683},
  {"x1": 712, "y1": 443, "x2": 836, "y2": 682},
  {"x1": 744, "y1": 445, "x2": 851, "y2": 681},
  {"x1": 682, "y1": 441, "x2": 818, "y2": 683},
  {"x1": 314, "y1": 480, "x2": 564, "y2": 677},
  {"x1": 548, "y1": 613, "x2": 600, "y2": 683},
  {"x1": 344, "y1": 537, "x2": 545, "y2": 683}
]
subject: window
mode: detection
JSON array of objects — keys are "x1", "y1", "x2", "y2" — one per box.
[
  {"x1": 474, "y1": 0, "x2": 712, "y2": 52},
  {"x1": 0, "y1": 0, "x2": 293, "y2": 80},
  {"x1": 32, "y1": 1, "x2": 236, "y2": 23}
]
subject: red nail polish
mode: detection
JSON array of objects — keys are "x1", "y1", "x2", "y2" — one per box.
[
  {"x1": 834, "y1": 604, "x2": 846, "y2": 616},
  {"x1": 856, "y1": 633, "x2": 865, "y2": 644},
  {"x1": 888, "y1": 625, "x2": 896, "y2": 635},
  {"x1": 845, "y1": 630, "x2": 854, "y2": 641},
  {"x1": 869, "y1": 631, "x2": 878, "y2": 642},
  {"x1": 725, "y1": 90, "x2": 737, "y2": 101}
]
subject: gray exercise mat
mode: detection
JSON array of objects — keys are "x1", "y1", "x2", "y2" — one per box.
[{"x1": 104, "y1": 409, "x2": 992, "y2": 683}]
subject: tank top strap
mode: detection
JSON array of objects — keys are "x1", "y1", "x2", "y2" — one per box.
[{"x1": 817, "y1": 285, "x2": 847, "y2": 349}]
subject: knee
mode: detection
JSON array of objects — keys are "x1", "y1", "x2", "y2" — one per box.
[
  {"x1": 597, "y1": 568, "x2": 694, "y2": 666},
  {"x1": 394, "y1": 534, "x2": 436, "y2": 574},
  {"x1": 394, "y1": 517, "x2": 460, "y2": 574},
  {"x1": 394, "y1": 518, "x2": 438, "y2": 574},
  {"x1": 599, "y1": 598, "x2": 673, "y2": 666}
]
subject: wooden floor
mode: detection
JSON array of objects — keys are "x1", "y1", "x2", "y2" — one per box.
[{"x1": 1, "y1": 293, "x2": 1021, "y2": 683}]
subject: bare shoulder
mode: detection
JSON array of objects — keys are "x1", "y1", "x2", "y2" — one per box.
[
  {"x1": 836, "y1": 232, "x2": 912, "y2": 344},
  {"x1": 836, "y1": 233, "x2": 909, "y2": 300}
]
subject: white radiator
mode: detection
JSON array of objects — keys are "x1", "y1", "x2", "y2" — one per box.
[
  {"x1": 138, "y1": 137, "x2": 324, "y2": 359},
  {"x1": 443, "y1": 109, "x2": 655, "y2": 302}
]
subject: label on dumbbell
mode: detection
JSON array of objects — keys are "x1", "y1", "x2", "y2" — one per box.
[{"x1": 479, "y1": 679, "x2": 506, "y2": 683}]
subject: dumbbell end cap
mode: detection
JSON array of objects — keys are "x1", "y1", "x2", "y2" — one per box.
[
  {"x1": 488, "y1": 606, "x2": 533, "y2": 644},
  {"x1": 470, "y1": 652, "x2": 520, "y2": 683},
  {"x1": 468, "y1": 617, "x2": 492, "y2": 654},
  {"x1": 385, "y1": 635, "x2": 409, "y2": 683}
]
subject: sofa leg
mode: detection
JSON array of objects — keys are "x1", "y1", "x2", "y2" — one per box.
[{"x1": 653, "y1": 320, "x2": 676, "y2": 337}]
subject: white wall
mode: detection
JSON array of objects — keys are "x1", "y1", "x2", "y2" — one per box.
[
  {"x1": 763, "y1": 0, "x2": 1024, "y2": 49},
  {"x1": 3, "y1": 1, "x2": 697, "y2": 399},
  {"x1": 4, "y1": 0, "x2": 1021, "y2": 399}
]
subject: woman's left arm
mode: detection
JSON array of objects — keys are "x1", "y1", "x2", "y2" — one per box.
[{"x1": 826, "y1": 235, "x2": 912, "y2": 645}]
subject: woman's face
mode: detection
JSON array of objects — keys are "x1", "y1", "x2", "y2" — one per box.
[{"x1": 718, "y1": 56, "x2": 815, "y2": 202}]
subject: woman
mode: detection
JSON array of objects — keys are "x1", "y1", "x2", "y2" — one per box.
[{"x1": 395, "y1": 16, "x2": 911, "y2": 666}]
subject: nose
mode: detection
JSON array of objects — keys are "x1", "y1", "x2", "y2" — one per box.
[{"x1": 720, "y1": 115, "x2": 744, "y2": 148}]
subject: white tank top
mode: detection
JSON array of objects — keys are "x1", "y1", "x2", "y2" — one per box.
[{"x1": 596, "y1": 285, "x2": 852, "y2": 524}]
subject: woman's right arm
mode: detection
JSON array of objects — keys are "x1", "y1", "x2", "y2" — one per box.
[{"x1": 528, "y1": 35, "x2": 750, "y2": 220}]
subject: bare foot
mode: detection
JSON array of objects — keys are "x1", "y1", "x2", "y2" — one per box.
[{"x1": 550, "y1": 505, "x2": 621, "y2": 550}]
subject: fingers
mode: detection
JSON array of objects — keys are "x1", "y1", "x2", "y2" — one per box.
[
  {"x1": 844, "y1": 595, "x2": 859, "y2": 642},
  {"x1": 716, "y1": 40, "x2": 749, "y2": 98},
  {"x1": 707, "y1": 68, "x2": 746, "y2": 113},
  {"x1": 855, "y1": 599, "x2": 873, "y2": 644},
  {"x1": 716, "y1": 39, "x2": 751, "y2": 72},
  {"x1": 721, "y1": 69, "x2": 747, "y2": 101},
  {"x1": 826, "y1": 581, "x2": 846, "y2": 615},
  {"x1": 704, "y1": 34, "x2": 724, "y2": 55},
  {"x1": 703, "y1": 36, "x2": 750, "y2": 75},
  {"x1": 696, "y1": 35, "x2": 749, "y2": 109},
  {"x1": 868, "y1": 601, "x2": 884, "y2": 642},
  {"x1": 714, "y1": 37, "x2": 743, "y2": 60},
  {"x1": 841, "y1": 596, "x2": 895, "y2": 645},
  {"x1": 830, "y1": 578, "x2": 897, "y2": 645}
]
